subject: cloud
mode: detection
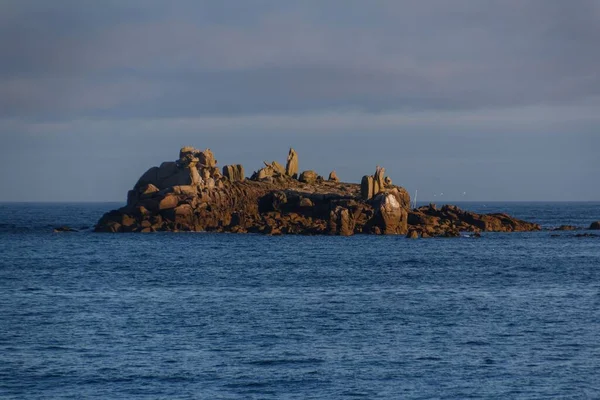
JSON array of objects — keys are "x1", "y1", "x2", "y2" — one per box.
[{"x1": 1, "y1": 0, "x2": 599, "y2": 120}]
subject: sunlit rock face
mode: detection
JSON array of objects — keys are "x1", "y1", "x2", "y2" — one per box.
[{"x1": 95, "y1": 146, "x2": 539, "y2": 236}]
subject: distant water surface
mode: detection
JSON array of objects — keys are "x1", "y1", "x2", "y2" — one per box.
[{"x1": 0, "y1": 202, "x2": 599, "y2": 399}]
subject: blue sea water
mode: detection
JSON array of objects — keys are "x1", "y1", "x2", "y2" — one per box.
[{"x1": 0, "y1": 202, "x2": 599, "y2": 399}]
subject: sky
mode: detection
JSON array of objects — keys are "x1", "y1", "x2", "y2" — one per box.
[{"x1": 0, "y1": 0, "x2": 599, "y2": 202}]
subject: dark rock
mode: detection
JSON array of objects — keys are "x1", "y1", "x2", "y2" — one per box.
[
  {"x1": 590, "y1": 221, "x2": 600, "y2": 230},
  {"x1": 408, "y1": 203, "x2": 540, "y2": 236},
  {"x1": 53, "y1": 226, "x2": 78, "y2": 233},
  {"x1": 328, "y1": 171, "x2": 339, "y2": 182},
  {"x1": 95, "y1": 146, "x2": 540, "y2": 237},
  {"x1": 553, "y1": 225, "x2": 578, "y2": 231},
  {"x1": 575, "y1": 233, "x2": 599, "y2": 238},
  {"x1": 299, "y1": 170, "x2": 318, "y2": 184}
]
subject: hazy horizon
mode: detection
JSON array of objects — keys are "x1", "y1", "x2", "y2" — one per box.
[{"x1": 1, "y1": 1, "x2": 599, "y2": 202}]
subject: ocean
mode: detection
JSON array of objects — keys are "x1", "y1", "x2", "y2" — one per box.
[{"x1": 1, "y1": 202, "x2": 599, "y2": 399}]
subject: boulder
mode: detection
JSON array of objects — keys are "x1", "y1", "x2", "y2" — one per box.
[
  {"x1": 173, "y1": 185, "x2": 197, "y2": 196},
  {"x1": 299, "y1": 170, "x2": 318, "y2": 184},
  {"x1": 127, "y1": 190, "x2": 139, "y2": 207},
  {"x1": 268, "y1": 161, "x2": 286, "y2": 175},
  {"x1": 160, "y1": 168, "x2": 193, "y2": 188},
  {"x1": 223, "y1": 164, "x2": 245, "y2": 182},
  {"x1": 173, "y1": 204, "x2": 194, "y2": 226},
  {"x1": 374, "y1": 166, "x2": 385, "y2": 195},
  {"x1": 361, "y1": 175, "x2": 374, "y2": 200},
  {"x1": 590, "y1": 221, "x2": 600, "y2": 230},
  {"x1": 178, "y1": 147, "x2": 199, "y2": 168},
  {"x1": 254, "y1": 165, "x2": 275, "y2": 180},
  {"x1": 179, "y1": 146, "x2": 197, "y2": 159},
  {"x1": 285, "y1": 148, "x2": 299, "y2": 177},
  {"x1": 135, "y1": 166, "x2": 159, "y2": 189},
  {"x1": 139, "y1": 183, "x2": 160, "y2": 196},
  {"x1": 374, "y1": 192, "x2": 408, "y2": 234},
  {"x1": 328, "y1": 171, "x2": 339, "y2": 182},
  {"x1": 198, "y1": 149, "x2": 216, "y2": 167},
  {"x1": 406, "y1": 230, "x2": 419, "y2": 239},
  {"x1": 190, "y1": 166, "x2": 202, "y2": 186},
  {"x1": 158, "y1": 195, "x2": 179, "y2": 210},
  {"x1": 157, "y1": 162, "x2": 178, "y2": 181}
]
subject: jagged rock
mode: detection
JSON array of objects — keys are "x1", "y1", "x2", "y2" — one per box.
[
  {"x1": 198, "y1": 149, "x2": 216, "y2": 167},
  {"x1": 285, "y1": 148, "x2": 299, "y2": 178},
  {"x1": 590, "y1": 221, "x2": 600, "y2": 230},
  {"x1": 299, "y1": 170, "x2": 318, "y2": 184},
  {"x1": 253, "y1": 165, "x2": 275, "y2": 180},
  {"x1": 223, "y1": 165, "x2": 245, "y2": 182},
  {"x1": 360, "y1": 166, "x2": 392, "y2": 200},
  {"x1": 95, "y1": 146, "x2": 541, "y2": 237},
  {"x1": 178, "y1": 147, "x2": 200, "y2": 168},
  {"x1": 268, "y1": 161, "x2": 286, "y2": 175},
  {"x1": 179, "y1": 146, "x2": 196, "y2": 159},
  {"x1": 361, "y1": 175, "x2": 374, "y2": 200},
  {"x1": 328, "y1": 171, "x2": 339, "y2": 182},
  {"x1": 409, "y1": 204, "x2": 541, "y2": 235},
  {"x1": 374, "y1": 166, "x2": 385, "y2": 195}
]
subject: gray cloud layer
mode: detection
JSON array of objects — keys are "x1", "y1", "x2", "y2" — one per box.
[
  {"x1": 2, "y1": 0, "x2": 600, "y2": 119},
  {"x1": 1, "y1": 1, "x2": 599, "y2": 201}
]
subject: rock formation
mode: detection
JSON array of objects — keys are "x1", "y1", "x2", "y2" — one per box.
[
  {"x1": 299, "y1": 170, "x2": 319, "y2": 184},
  {"x1": 405, "y1": 204, "x2": 541, "y2": 238},
  {"x1": 285, "y1": 148, "x2": 299, "y2": 178},
  {"x1": 223, "y1": 165, "x2": 245, "y2": 182},
  {"x1": 590, "y1": 221, "x2": 600, "y2": 230},
  {"x1": 360, "y1": 166, "x2": 393, "y2": 200},
  {"x1": 95, "y1": 146, "x2": 541, "y2": 237},
  {"x1": 328, "y1": 171, "x2": 339, "y2": 182}
]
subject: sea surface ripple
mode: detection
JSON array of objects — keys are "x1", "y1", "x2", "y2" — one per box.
[{"x1": 0, "y1": 202, "x2": 599, "y2": 399}]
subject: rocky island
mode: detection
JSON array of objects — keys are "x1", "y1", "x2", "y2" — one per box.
[{"x1": 95, "y1": 147, "x2": 541, "y2": 237}]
